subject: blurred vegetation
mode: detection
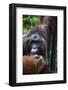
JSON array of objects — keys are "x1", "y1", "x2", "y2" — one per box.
[{"x1": 22, "y1": 15, "x2": 41, "y2": 35}]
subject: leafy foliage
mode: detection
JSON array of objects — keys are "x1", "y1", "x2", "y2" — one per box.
[{"x1": 23, "y1": 15, "x2": 41, "y2": 35}]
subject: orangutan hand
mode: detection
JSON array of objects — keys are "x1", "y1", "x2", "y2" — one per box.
[{"x1": 23, "y1": 55, "x2": 47, "y2": 74}]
